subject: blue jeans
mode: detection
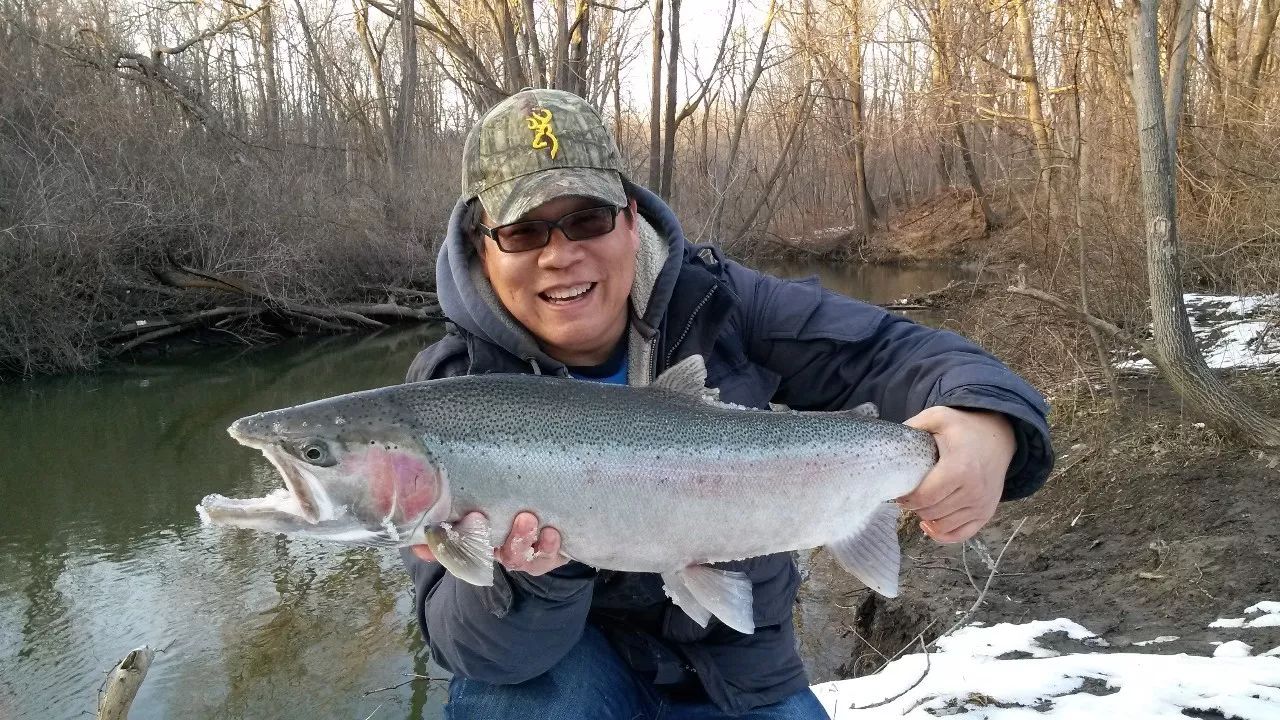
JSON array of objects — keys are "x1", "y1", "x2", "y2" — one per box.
[{"x1": 443, "y1": 625, "x2": 828, "y2": 719}]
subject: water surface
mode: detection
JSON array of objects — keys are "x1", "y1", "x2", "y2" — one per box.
[{"x1": 1, "y1": 328, "x2": 447, "y2": 720}]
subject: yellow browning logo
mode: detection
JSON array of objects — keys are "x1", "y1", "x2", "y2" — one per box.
[{"x1": 527, "y1": 108, "x2": 559, "y2": 159}]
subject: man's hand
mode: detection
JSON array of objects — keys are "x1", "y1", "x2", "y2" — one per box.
[
  {"x1": 898, "y1": 407, "x2": 1016, "y2": 544},
  {"x1": 409, "y1": 511, "x2": 570, "y2": 576}
]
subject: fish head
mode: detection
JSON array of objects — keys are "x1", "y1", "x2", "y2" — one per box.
[{"x1": 198, "y1": 394, "x2": 450, "y2": 545}]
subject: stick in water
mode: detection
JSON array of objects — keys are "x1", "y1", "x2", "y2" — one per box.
[{"x1": 96, "y1": 646, "x2": 154, "y2": 720}]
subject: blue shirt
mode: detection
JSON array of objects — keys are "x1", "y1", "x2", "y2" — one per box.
[{"x1": 566, "y1": 340, "x2": 628, "y2": 385}]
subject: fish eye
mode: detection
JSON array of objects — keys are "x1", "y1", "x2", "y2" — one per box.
[{"x1": 294, "y1": 440, "x2": 336, "y2": 467}]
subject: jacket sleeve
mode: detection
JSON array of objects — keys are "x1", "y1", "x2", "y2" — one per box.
[
  {"x1": 724, "y1": 261, "x2": 1054, "y2": 500},
  {"x1": 401, "y1": 330, "x2": 598, "y2": 683}
]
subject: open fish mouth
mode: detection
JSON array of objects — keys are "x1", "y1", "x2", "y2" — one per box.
[{"x1": 198, "y1": 443, "x2": 333, "y2": 527}]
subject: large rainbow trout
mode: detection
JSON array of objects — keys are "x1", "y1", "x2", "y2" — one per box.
[{"x1": 198, "y1": 355, "x2": 937, "y2": 634}]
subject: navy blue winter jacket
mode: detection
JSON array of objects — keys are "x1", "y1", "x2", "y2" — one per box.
[{"x1": 401, "y1": 183, "x2": 1054, "y2": 714}]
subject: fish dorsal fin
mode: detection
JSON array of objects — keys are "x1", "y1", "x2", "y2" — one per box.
[
  {"x1": 652, "y1": 355, "x2": 709, "y2": 396},
  {"x1": 845, "y1": 402, "x2": 880, "y2": 419},
  {"x1": 662, "y1": 565, "x2": 755, "y2": 635},
  {"x1": 827, "y1": 503, "x2": 902, "y2": 597},
  {"x1": 425, "y1": 514, "x2": 494, "y2": 586}
]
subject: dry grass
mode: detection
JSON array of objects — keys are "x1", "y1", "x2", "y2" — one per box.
[{"x1": 0, "y1": 74, "x2": 445, "y2": 377}]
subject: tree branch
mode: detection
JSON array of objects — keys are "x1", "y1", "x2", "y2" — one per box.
[{"x1": 1006, "y1": 284, "x2": 1152, "y2": 358}]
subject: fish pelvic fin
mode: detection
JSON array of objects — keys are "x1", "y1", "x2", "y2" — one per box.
[
  {"x1": 425, "y1": 514, "x2": 495, "y2": 586},
  {"x1": 828, "y1": 502, "x2": 902, "y2": 597},
  {"x1": 662, "y1": 565, "x2": 755, "y2": 635}
]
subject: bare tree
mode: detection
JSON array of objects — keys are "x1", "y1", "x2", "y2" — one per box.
[
  {"x1": 1126, "y1": 0, "x2": 1280, "y2": 445},
  {"x1": 392, "y1": 0, "x2": 418, "y2": 179}
]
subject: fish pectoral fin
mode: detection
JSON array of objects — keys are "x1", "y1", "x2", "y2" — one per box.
[
  {"x1": 828, "y1": 503, "x2": 902, "y2": 597},
  {"x1": 425, "y1": 514, "x2": 494, "y2": 587},
  {"x1": 664, "y1": 565, "x2": 755, "y2": 635}
]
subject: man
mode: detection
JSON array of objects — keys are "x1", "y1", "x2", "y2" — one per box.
[{"x1": 401, "y1": 89, "x2": 1053, "y2": 719}]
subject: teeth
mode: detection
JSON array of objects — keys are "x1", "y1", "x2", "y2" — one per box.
[{"x1": 544, "y1": 283, "x2": 592, "y2": 300}]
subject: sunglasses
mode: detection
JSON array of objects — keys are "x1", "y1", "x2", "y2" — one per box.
[{"x1": 480, "y1": 205, "x2": 630, "y2": 253}]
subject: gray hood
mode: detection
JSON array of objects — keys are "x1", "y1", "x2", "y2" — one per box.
[{"x1": 433, "y1": 181, "x2": 688, "y2": 375}]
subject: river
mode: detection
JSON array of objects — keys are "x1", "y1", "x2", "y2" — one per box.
[{"x1": 0, "y1": 261, "x2": 969, "y2": 720}]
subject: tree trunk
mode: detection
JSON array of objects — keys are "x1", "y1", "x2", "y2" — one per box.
[
  {"x1": 355, "y1": 0, "x2": 393, "y2": 164},
  {"x1": 1203, "y1": 0, "x2": 1228, "y2": 120},
  {"x1": 1125, "y1": 0, "x2": 1280, "y2": 446},
  {"x1": 259, "y1": 0, "x2": 281, "y2": 145},
  {"x1": 846, "y1": 0, "x2": 878, "y2": 237},
  {"x1": 1013, "y1": 0, "x2": 1054, "y2": 196},
  {"x1": 392, "y1": 0, "x2": 418, "y2": 180},
  {"x1": 552, "y1": 0, "x2": 570, "y2": 89},
  {"x1": 1243, "y1": 0, "x2": 1279, "y2": 109},
  {"x1": 497, "y1": 0, "x2": 528, "y2": 91},
  {"x1": 293, "y1": 0, "x2": 333, "y2": 141},
  {"x1": 1165, "y1": 0, "x2": 1197, "y2": 150},
  {"x1": 659, "y1": 0, "x2": 680, "y2": 200},
  {"x1": 647, "y1": 0, "x2": 664, "y2": 189},
  {"x1": 952, "y1": 120, "x2": 995, "y2": 226},
  {"x1": 567, "y1": 1, "x2": 590, "y2": 96},
  {"x1": 523, "y1": 0, "x2": 547, "y2": 87}
]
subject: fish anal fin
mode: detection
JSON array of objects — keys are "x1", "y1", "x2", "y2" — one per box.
[
  {"x1": 662, "y1": 571, "x2": 713, "y2": 628},
  {"x1": 664, "y1": 565, "x2": 755, "y2": 635},
  {"x1": 425, "y1": 514, "x2": 495, "y2": 586},
  {"x1": 652, "y1": 355, "x2": 708, "y2": 396},
  {"x1": 827, "y1": 503, "x2": 902, "y2": 597}
]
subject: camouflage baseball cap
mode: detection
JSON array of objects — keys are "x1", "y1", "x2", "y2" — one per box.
[{"x1": 462, "y1": 88, "x2": 627, "y2": 225}]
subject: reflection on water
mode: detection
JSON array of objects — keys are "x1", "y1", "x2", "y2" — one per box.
[
  {"x1": 0, "y1": 262, "x2": 967, "y2": 718},
  {"x1": 760, "y1": 259, "x2": 973, "y2": 313}
]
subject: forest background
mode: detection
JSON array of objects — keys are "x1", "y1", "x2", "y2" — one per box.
[{"x1": 1, "y1": 0, "x2": 1278, "y2": 399}]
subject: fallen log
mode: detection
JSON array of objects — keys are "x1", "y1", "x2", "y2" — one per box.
[
  {"x1": 100, "y1": 307, "x2": 254, "y2": 343},
  {"x1": 96, "y1": 646, "x2": 154, "y2": 720},
  {"x1": 106, "y1": 308, "x2": 260, "y2": 356},
  {"x1": 342, "y1": 302, "x2": 442, "y2": 321}
]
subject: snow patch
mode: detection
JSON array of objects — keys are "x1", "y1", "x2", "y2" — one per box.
[
  {"x1": 1115, "y1": 293, "x2": 1280, "y2": 371},
  {"x1": 812, "y1": 618, "x2": 1280, "y2": 719},
  {"x1": 936, "y1": 618, "x2": 1102, "y2": 659},
  {"x1": 1215, "y1": 640, "x2": 1253, "y2": 658},
  {"x1": 1211, "y1": 598, "x2": 1280, "y2": 629}
]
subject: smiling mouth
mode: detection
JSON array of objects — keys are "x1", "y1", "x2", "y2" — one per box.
[{"x1": 539, "y1": 282, "x2": 596, "y2": 304}]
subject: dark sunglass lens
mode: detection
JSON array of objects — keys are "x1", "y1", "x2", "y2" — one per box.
[
  {"x1": 562, "y1": 207, "x2": 616, "y2": 240},
  {"x1": 497, "y1": 222, "x2": 548, "y2": 252}
]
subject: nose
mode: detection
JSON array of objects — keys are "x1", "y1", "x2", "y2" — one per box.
[{"x1": 537, "y1": 227, "x2": 585, "y2": 269}]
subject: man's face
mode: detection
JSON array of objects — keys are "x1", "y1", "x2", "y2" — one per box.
[{"x1": 478, "y1": 194, "x2": 640, "y2": 366}]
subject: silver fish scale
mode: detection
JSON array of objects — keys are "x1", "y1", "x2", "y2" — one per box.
[{"x1": 395, "y1": 374, "x2": 890, "y2": 451}]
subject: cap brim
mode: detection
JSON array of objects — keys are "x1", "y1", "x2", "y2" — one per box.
[{"x1": 478, "y1": 168, "x2": 627, "y2": 226}]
